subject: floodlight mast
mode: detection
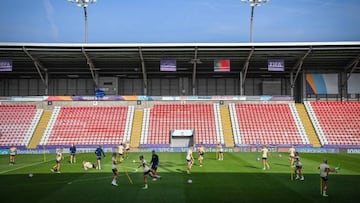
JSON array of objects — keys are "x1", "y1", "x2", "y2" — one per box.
[
  {"x1": 67, "y1": 0, "x2": 97, "y2": 43},
  {"x1": 241, "y1": 0, "x2": 269, "y2": 42}
]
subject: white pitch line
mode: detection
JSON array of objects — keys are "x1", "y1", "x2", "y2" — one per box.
[{"x1": 0, "y1": 160, "x2": 53, "y2": 174}]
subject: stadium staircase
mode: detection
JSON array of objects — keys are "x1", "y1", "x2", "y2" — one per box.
[
  {"x1": 220, "y1": 106, "x2": 234, "y2": 147},
  {"x1": 27, "y1": 110, "x2": 53, "y2": 149},
  {"x1": 130, "y1": 109, "x2": 143, "y2": 148},
  {"x1": 295, "y1": 103, "x2": 321, "y2": 147}
]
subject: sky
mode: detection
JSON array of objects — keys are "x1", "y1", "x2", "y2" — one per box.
[{"x1": 0, "y1": 0, "x2": 359, "y2": 43}]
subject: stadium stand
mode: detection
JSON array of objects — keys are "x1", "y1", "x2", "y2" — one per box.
[
  {"x1": 230, "y1": 103, "x2": 310, "y2": 146},
  {"x1": 0, "y1": 105, "x2": 42, "y2": 147},
  {"x1": 140, "y1": 103, "x2": 222, "y2": 146},
  {"x1": 305, "y1": 101, "x2": 360, "y2": 146},
  {"x1": 39, "y1": 106, "x2": 134, "y2": 146}
]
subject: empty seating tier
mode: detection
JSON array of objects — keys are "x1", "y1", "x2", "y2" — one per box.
[
  {"x1": 44, "y1": 106, "x2": 129, "y2": 146},
  {"x1": 0, "y1": 105, "x2": 37, "y2": 147},
  {"x1": 147, "y1": 104, "x2": 217, "y2": 145},
  {"x1": 234, "y1": 103, "x2": 305, "y2": 145},
  {"x1": 309, "y1": 101, "x2": 360, "y2": 146}
]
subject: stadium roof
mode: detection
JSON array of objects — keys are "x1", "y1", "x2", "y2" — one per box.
[{"x1": 0, "y1": 41, "x2": 359, "y2": 80}]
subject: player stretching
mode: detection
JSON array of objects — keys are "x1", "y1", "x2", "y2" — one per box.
[
  {"x1": 82, "y1": 161, "x2": 97, "y2": 170},
  {"x1": 51, "y1": 148, "x2": 63, "y2": 173},
  {"x1": 150, "y1": 150, "x2": 159, "y2": 181},
  {"x1": 217, "y1": 142, "x2": 224, "y2": 160},
  {"x1": 111, "y1": 153, "x2": 119, "y2": 186},
  {"x1": 9, "y1": 145, "x2": 17, "y2": 165},
  {"x1": 261, "y1": 145, "x2": 270, "y2": 170},
  {"x1": 198, "y1": 143, "x2": 205, "y2": 167},
  {"x1": 139, "y1": 155, "x2": 160, "y2": 189},
  {"x1": 319, "y1": 159, "x2": 339, "y2": 197},
  {"x1": 95, "y1": 145, "x2": 105, "y2": 170},
  {"x1": 288, "y1": 145, "x2": 296, "y2": 167},
  {"x1": 293, "y1": 152, "x2": 304, "y2": 181},
  {"x1": 69, "y1": 144, "x2": 76, "y2": 164},
  {"x1": 186, "y1": 146, "x2": 194, "y2": 174}
]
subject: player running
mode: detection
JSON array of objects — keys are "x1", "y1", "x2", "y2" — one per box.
[
  {"x1": 95, "y1": 145, "x2": 105, "y2": 170},
  {"x1": 293, "y1": 152, "x2": 304, "y2": 181},
  {"x1": 51, "y1": 148, "x2": 63, "y2": 173},
  {"x1": 69, "y1": 144, "x2": 76, "y2": 164},
  {"x1": 261, "y1": 145, "x2": 270, "y2": 170},
  {"x1": 150, "y1": 150, "x2": 159, "y2": 181},
  {"x1": 198, "y1": 143, "x2": 205, "y2": 167},
  {"x1": 138, "y1": 155, "x2": 161, "y2": 189},
  {"x1": 111, "y1": 153, "x2": 119, "y2": 186},
  {"x1": 9, "y1": 145, "x2": 17, "y2": 165},
  {"x1": 288, "y1": 145, "x2": 296, "y2": 166},
  {"x1": 319, "y1": 159, "x2": 339, "y2": 197},
  {"x1": 186, "y1": 146, "x2": 194, "y2": 174},
  {"x1": 217, "y1": 142, "x2": 224, "y2": 161}
]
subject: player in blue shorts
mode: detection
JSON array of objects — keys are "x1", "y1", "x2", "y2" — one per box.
[
  {"x1": 150, "y1": 150, "x2": 159, "y2": 181},
  {"x1": 138, "y1": 155, "x2": 161, "y2": 189},
  {"x1": 69, "y1": 144, "x2": 76, "y2": 164},
  {"x1": 95, "y1": 145, "x2": 105, "y2": 170}
]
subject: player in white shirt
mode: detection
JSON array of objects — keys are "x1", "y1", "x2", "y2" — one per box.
[
  {"x1": 51, "y1": 148, "x2": 63, "y2": 173},
  {"x1": 82, "y1": 161, "x2": 97, "y2": 170},
  {"x1": 125, "y1": 141, "x2": 130, "y2": 159},
  {"x1": 117, "y1": 143, "x2": 124, "y2": 162},
  {"x1": 9, "y1": 145, "x2": 17, "y2": 165},
  {"x1": 138, "y1": 155, "x2": 160, "y2": 189},
  {"x1": 319, "y1": 159, "x2": 339, "y2": 197},
  {"x1": 293, "y1": 152, "x2": 304, "y2": 181},
  {"x1": 217, "y1": 142, "x2": 224, "y2": 161},
  {"x1": 288, "y1": 145, "x2": 296, "y2": 166},
  {"x1": 111, "y1": 153, "x2": 119, "y2": 186},
  {"x1": 186, "y1": 147, "x2": 194, "y2": 174},
  {"x1": 261, "y1": 145, "x2": 270, "y2": 170}
]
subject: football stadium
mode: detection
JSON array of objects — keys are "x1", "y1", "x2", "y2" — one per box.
[{"x1": 1, "y1": 1, "x2": 360, "y2": 203}]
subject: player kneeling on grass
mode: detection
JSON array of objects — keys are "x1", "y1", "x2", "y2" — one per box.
[
  {"x1": 111, "y1": 153, "x2": 119, "y2": 186},
  {"x1": 293, "y1": 152, "x2": 304, "y2": 181},
  {"x1": 319, "y1": 159, "x2": 340, "y2": 197},
  {"x1": 139, "y1": 155, "x2": 160, "y2": 189},
  {"x1": 51, "y1": 148, "x2": 63, "y2": 173},
  {"x1": 83, "y1": 161, "x2": 97, "y2": 170}
]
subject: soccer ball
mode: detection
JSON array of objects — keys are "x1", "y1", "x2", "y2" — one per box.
[
  {"x1": 187, "y1": 179, "x2": 192, "y2": 184},
  {"x1": 28, "y1": 173, "x2": 33, "y2": 178},
  {"x1": 257, "y1": 157, "x2": 260, "y2": 161}
]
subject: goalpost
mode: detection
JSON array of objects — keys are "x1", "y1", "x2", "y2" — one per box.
[{"x1": 170, "y1": 129, "x2": 195, "y2": 148}]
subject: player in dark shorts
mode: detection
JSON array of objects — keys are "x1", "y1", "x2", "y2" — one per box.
[
  {"x1": 69, "y1": 144, "x2": 76, "y2": 164},
  {"x1": 95, "y1": 145, "x2": 105, "y2": 170},
  {"x1": 111, "y1": 153, "x2": 119, "y2": 186},
  {"x1": 139, "y1": 155, "x2": 161, "y2": 189},
  {"x1": 150, "y1": 150, "x2": 159, "y2": 180}
]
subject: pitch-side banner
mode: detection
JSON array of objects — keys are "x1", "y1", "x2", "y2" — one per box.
[{"x1": 0, "y1": 59, "x2": 12, "y2": 71}]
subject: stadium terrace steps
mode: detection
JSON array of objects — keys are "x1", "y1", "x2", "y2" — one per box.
[
  {"x1": 130, "y1": 109, "x2": 144, "y2": 148},
  {"x1": 0, "y1": 105, "x2": 38, "y2": 147},
  {"x1": 220, "y1": 106, "x2": 234, "y2": 147},
  {"x1": 27, "y1": 110, "x2": 52, "y2": 149},
  {"x1": 295, "y1": 103, "x2": 321, "y2": 147}
]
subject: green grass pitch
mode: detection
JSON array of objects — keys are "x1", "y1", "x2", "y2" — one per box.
[{"x1": 1, "y1": 152, "x2": 359, "y2": 203}]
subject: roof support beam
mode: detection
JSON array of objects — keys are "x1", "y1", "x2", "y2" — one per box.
[
  {"x1": 342, "y1": 55, "x2": 360, "y2": 87},
  {"x1": 290, "y1": 47, "x2": 312, "y2": 88},
  {"x1": 139, "y1": 47, "x2": 148, "y2": 95},
  {"x1": 82, "y1": 48, "x2": 98, "y2": 88},
  {"x1": 240, "y1": 47, "x2": 254, "y2": 95},
  {"x1": 191, "y1": 47, "x2": 199, "y2": 96},
  {"x1": 23, "y1": 47, "x2": 48, "y2": 95}
]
